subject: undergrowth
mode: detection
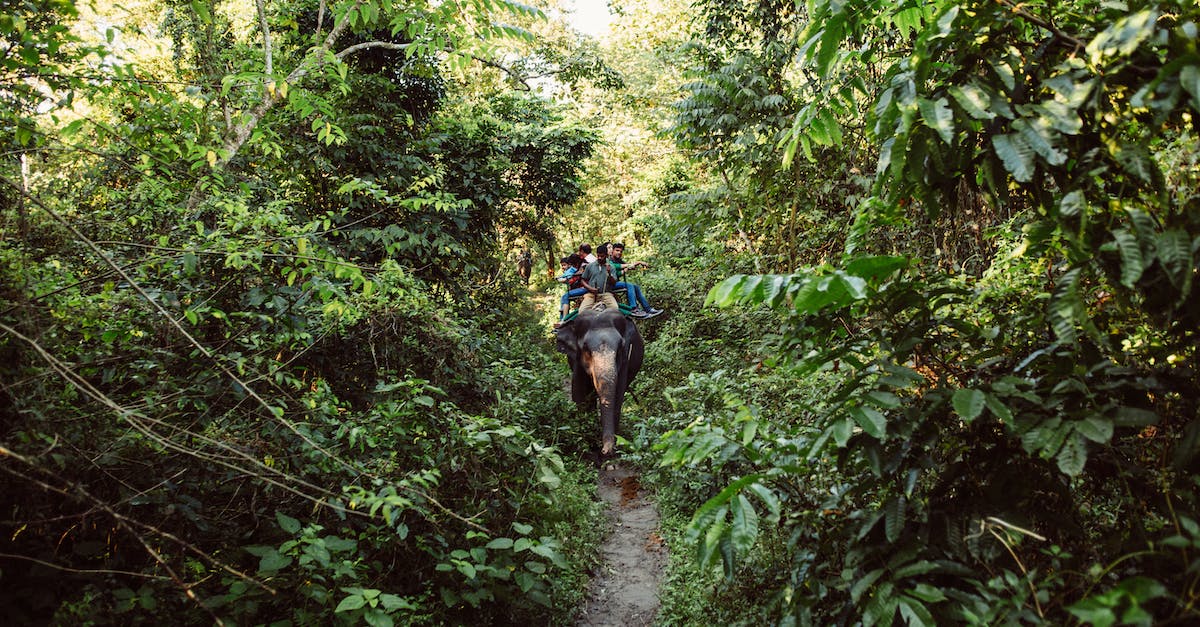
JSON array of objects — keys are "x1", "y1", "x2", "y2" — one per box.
[{"x1": 1, "y1": 252, "x2": 605, "y2": 625}]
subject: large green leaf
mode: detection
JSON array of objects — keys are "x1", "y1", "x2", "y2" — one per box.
[
  {"x1": 1125, "y1": 206, "x2": 1159, "y2": 250},
  {"x1": 897, "y1": 595, "x2": 936, "y2": 627},
  {"x1": 258, "y1": 549, "x2": 293, "y2": 573},
  {"x1": 738, "y1": 275, "x2": 763, "y2": 303},
  {"x1": 851, "y1": 568, "x2": 886, "y2": 604},
  {"x1": 1014, "y1": 118, "x2": 1066, "y2": 166},
  {"x1": 1182, "y1": 64, "x2": 1200, "y2": 108},
  {"x1": 745, "y1": 482, "x2": 781, "y2": 519},
  {"x1": 730, "y1": 494, "x2": 759, "y2": 557},
  {"x1": 816, "y1": 17, "x2": 847, "y2": 76},
  {"x1": 849, "y1": 405, "x2": 887, "y2": 439},
  {"x1": 763, "y1": 275, "x2": 790, "y2": 308},
  {"x1": 934, "y1": 5, "x2": 960, "y2": 35},
  {"x1": 1059, "y1": 190, "x2": 1087, "y2": 217},
  {"x1": 844, "y1": 255, "x2": 908, "y2": 280},
  {"x1": 1056, "y1": 433, "x2": 1089, "y2": 476},
  {"x1": 984, "y1": 393, "x2": 1014, "y2": 423},
  {"x1": 877, "y1": 136, "x2": 897, "y2": 176},
  {"x1": 793, "y1": 275, "x2": 841, "y2": 313},
  {"x1": 699, "y1": 513, "x2": 728, "y2": 570},
  {"x1": 892, "y1": 7, "x2": 925, "y2": 39},
  {"x1": 836, "y1": 272, "x2": 868, "y2": 299},
  {"x1": 335, "y1": 593, "x2": 366, "y2": 612},
  {"x1": 989, "y1": 58, "x2": 1017, "y2": 91},
  {"x1": 1075, "y1": 416, "x2": 1114, "y2": 444},
  {"x1": 952, "y1": 389, "x2": 986, "y2": 422},
  {"x1": 707, "y1": 274, "x2": 800, "y2": 309},
  {"x1": 276, "y1": 511, "x2": 302, "y2": 534},
  {"x1": 1050, "y1": 268, "x2": 1082, "y2": 343},
  {"x1": 992, "y1": 133, "x2": 1035, "y2": 182},
  {"x1": 705, "y1": 274, "x2": 749, "y2": 307},
  {"x1": 809, "y1": 108, "x2": 843, "y2": 146},
  {"x1": 832, "y1": 417, "x2": 855, "y2": 447},
  {"x1": 1112, "y1": 229, "x2": 1146, "y2": 287},
  {"x1": 949, "y1": 84, "x2": 995, "y2": 120},
  {"x1": 1035, "y1": 99, "x2": 1083, "y2": 135},
  {"x1": 863, "y1": 583, "x2": 899, "y2": 627},
  {"x1": 1085, "y1": 10, "x2": 1157, "y2": 65},
  {"x1": 909, "y1": 583, "x2": 948, "y2": 603},
  {"x1": 688, "y1": 474, "x2": 764, "y2": 546},
  {"x1": 918, "y1": 97, "x2": 955, "y2": 144},
  {"x1": 1045, "y1": 73, "x2": 1097, "y2": 108},
  {"x1": 1156, "y1": 229, "x2": 1193, "y2": 293},
  {"x1": 884, "y1": 496, "x2": 906, "y2": 543},
  {"x1": 1022, "y1": 417, "x2": 1063, "y2": 456},
  {"x1": 865, "y1": 390, "x2": 902, "y2": 409},
  {"x1": 1112, "y1": 144, "x2": 1162, "y2": 185}
]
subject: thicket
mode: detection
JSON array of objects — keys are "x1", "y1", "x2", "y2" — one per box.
[
  {"x1": 643, "y1": 0, "x2": 1200, "y2": 625},
  {"x1": 7, "y1": 0, "x2": 1200, "y2": 623},
  {"x1": 1, "y1": 0, "x2": 619, "y2": 624}
]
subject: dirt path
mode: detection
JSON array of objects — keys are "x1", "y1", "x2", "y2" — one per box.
[{"x1": 574, "y1": 462, "x2": 667, "y2": 626}]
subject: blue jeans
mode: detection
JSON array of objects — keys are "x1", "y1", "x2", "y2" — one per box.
[
  {"x1": 560, "y1": 287, "x2": 588, "y2": 317},
  {"x1": 615, "y1": 282, "x2": 652, "y2": 310}
]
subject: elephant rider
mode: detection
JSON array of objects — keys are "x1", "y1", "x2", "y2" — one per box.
[
  {"x1": 610, "y1": 242, "x2": 663, "y2": 318},
  {"x1": 554, "y1": 254, "x2": 588, "y2": 327},
  {"x1": 578, "y1": 244, "x2": 620, "y2": 312},
  {"x1": 577, "y1": 243, "x2": 597, "y2": 264}
]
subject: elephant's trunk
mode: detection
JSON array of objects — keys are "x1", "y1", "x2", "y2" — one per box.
[{"x1": 585, "y1": 347, "x2": 621, "y2": 456}]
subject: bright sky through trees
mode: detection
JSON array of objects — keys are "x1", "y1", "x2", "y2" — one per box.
[{"x1": 567, "y1": 0, "x2": 614, "y2": 37}]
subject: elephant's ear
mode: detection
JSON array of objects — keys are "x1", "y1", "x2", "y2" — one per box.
[{"x1": 555, "y1": 323, "x2": 579, "y2": 354}]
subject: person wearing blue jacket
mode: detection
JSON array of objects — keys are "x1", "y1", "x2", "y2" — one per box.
[{"x1": 554, "y1": 254, "x2": 587, "y2": 327}]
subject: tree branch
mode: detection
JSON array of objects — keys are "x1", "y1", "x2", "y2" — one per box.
[
  {"x1": 998, "y1": 0, "x2": 1084, "y2": 51},
  {"x1": 334, "y1": 40, "x2": 415, "y2": 59},
  {"x1": 0, "y1": 552, "x2": 170, "y2": 581},
  {"x1": 256, "y1": 0, "x2": 275, "y2": 104}
]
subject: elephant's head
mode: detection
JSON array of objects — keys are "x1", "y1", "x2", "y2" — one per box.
[{"x1": 555, "y1": 308, "x2": 645, "y2": 456}]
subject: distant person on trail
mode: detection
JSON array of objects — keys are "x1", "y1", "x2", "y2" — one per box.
[
  {"x1": 579, "y1": 244, "x2": 619, "y2": 312},
  {"x1": 610, "y1": 242, "x2": 663, "y2": 318},
  {"x1": 517, "y1": 249, "x2": 532, "y2": 284}
]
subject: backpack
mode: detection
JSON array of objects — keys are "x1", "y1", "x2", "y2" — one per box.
[{"x1": 567, "y1": 271, "x2": 583, "y2": 288}]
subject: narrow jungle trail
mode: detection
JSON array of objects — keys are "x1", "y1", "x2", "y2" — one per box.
[{"x1": 574, "y1": 462, "x2": 667, "y2": 626}]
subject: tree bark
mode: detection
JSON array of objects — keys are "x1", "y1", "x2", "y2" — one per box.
[{"x1": 255, "y1": 0, "x2": 274, "y2": 104}]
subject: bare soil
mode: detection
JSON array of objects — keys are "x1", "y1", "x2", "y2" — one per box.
[{"x1": 574, "y1": 462, "x2": 667, "y2": 626}]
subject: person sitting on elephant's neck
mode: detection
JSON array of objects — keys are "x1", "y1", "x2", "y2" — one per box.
[
  {"x1": 578, "y1": 243, "x2": 597, "y2": 264},
  {"x1": 579, "y1": 244, "x2": 619, "y2": 312},
  {"x1": 610, "y1": 242, "x2": 663, "y2": 319}
]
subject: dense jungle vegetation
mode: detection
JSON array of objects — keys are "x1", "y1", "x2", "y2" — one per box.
[{"x1": 2, "y1": 0, "x2": 1199, "y2": 625}]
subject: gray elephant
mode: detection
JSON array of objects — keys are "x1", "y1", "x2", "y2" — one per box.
[{"x1": 555, "y1": 308, "x2": 645, "y2": 457}]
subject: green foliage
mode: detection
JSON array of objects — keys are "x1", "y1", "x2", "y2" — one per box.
[
  {"x1": 667, "y1": 0, "x2": 860, "y2": 270},
  {"x1": 650, "y1": 1, "x2": 1200, "y2": 623},
  {"x1": 1, "y1": 0, "x2": 100, "y2": 143},
  {"x1": 0, "y1": 0, "x2": 608, "y2": 623},
  {"x1": 687, "y1": 241, "x2": 1198, "y2": 622}
]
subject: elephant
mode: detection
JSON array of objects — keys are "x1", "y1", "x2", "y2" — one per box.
[{"x1": 555, "y1": 307, "x2": 645, "y2": 457}]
